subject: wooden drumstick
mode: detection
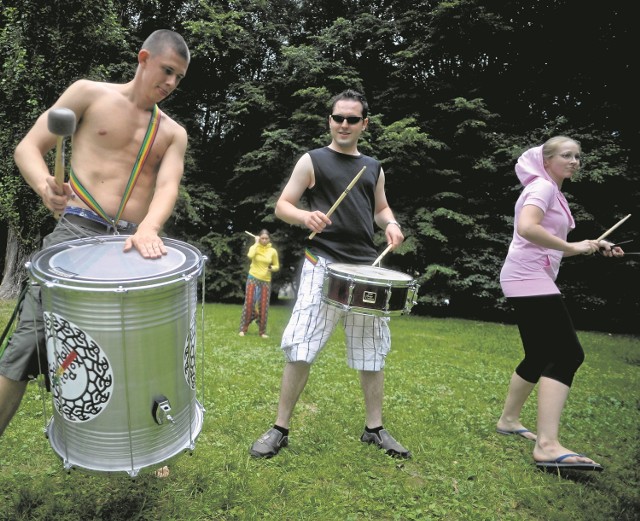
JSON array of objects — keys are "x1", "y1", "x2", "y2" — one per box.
[
  {"x1": 244, "y1": 230, "x2": 256, "y2": 238},
  {"x1": 372, "y1": 244, "x2": 393, "y2": 266},
  {"x1": 308, "y1": 166, "x2": 367, "y2": 240},
  {"x1": 595, "y1": 214, "x2": 631, "y2": 242}
]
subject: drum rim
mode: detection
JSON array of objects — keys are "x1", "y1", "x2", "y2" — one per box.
[
  {"x1": 28, "y1": 235, "x2": 204, "y2": 289},
  {"x1": 326, "y1": 262, "x2": 413, "y2": 282}
]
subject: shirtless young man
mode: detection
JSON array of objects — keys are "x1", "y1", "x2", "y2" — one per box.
[{"x1": 0, "y1": 29, "x2": 190, "y2": 439}]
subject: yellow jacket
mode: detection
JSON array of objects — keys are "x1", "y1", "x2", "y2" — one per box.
[{"x1": 248, "y1": 242, "x2": 280, "y2": 282}]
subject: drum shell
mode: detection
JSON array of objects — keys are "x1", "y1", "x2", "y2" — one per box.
[
  {"x1": 27, "y1": 236, "x2": 205, "y2": 475},
  {"x1": 322, "y1": 263, "x2": 418, "y2": 316}
]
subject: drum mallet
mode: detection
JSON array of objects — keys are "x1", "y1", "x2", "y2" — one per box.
[
  {"x1": 47, "y1": 108, "x2": 76, "y2": 218},
  {"x1": 309, "y1": 165, "x2": 366, "y2": 240}
]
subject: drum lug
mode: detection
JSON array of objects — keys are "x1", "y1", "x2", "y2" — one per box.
[
  {"x1": 403, "y1": 282, "x2": 421, "y2": 314},
  {"x1": 348, "y1": 280, "x2": 355, "y2": 307},
  {"x1": 152, "y1": 395, "x2": 176, "y2": 425}
]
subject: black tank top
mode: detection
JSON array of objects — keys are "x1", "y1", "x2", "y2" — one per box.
[{"x1": 305, "y1": 147, "x2": 381, "y2": 263}]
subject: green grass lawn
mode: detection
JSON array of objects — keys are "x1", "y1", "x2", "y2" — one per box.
[{"x1": 0, "y1": 300, "x2": 638, "y2": 520}]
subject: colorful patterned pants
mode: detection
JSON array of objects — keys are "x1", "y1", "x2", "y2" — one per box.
[{"x1": 239, "y1": 275, "x2": 271, "y2": 336}]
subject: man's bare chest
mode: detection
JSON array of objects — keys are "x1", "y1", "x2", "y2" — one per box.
[{"x1": 77, "y1": 107, "x2": 169, "y2": 160}]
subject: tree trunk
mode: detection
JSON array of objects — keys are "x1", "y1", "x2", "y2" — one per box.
[{"x1": 0, "y1": 226, "x2": 30, "y2": 299}]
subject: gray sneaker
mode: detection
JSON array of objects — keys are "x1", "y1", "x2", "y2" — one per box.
[
  {"x1": 360, "y1": 428, "x2": 411, "y2": 459},
  {"x1": 250, "y1": 428, "x2": 289, "y2": 458}
]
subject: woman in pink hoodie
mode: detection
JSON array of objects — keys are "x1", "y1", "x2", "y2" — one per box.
[{"x1": 496, "y1": 136, "x2": 624, "y2": 472}]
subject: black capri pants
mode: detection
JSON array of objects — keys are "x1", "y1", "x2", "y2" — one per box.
[{"x1": 508, "y1": 294, "x2": 584, "y2": 387}]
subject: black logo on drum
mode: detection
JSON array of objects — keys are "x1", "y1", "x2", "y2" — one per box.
[{"x1": 44, "y1": 312, "x2": 114, "y2": 422}]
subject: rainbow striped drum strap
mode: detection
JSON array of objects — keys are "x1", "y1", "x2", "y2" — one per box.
[{"x1": 69, "y1": 104, "x2": 162, "y2": 229}]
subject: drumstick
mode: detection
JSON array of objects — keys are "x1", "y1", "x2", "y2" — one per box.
[
  {"x1": 244, "y1": 230, "x2": 256, "y2": 238},
  {"x1": 308, "y1": 166, "x2": 367, "y2": 240},
  {"x1": 595, "y1": 214, "x2": 631, "y2": 242},
  {"x1": 372, "y1": 244, "x2": 393, "y2": 267}
]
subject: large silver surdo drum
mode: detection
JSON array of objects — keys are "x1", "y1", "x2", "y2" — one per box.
[
  {"x1": 323, "y1": 263, "x2": 419, "y2": 316},
  {"x1": 27, "y1": 236, "x2": 206, "y2": 477}
]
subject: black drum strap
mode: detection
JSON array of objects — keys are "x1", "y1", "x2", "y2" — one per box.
[{"x1": 0, "y1": 283, "x2": 29, "y2": 359}]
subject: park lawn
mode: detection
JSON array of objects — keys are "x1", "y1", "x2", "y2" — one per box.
[{"x1": 0, "y1": 301, "x2": 638, "y2": 520}]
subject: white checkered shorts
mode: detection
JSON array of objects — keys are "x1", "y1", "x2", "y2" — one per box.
[{"x1": 281, "y1": 256, "x2": 391, "y2": 371}]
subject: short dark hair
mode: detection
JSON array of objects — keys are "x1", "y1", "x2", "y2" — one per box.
[
  {"x1": 330, "y1": 89, "x2": 368, "y2": 119},
  {"x1": 142, "y1": 29, "x2": 190, "y2": 63}
]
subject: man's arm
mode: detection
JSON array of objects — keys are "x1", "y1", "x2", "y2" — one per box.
[
  {"x1": 275, "y1": 153, "x2": 331, "y2": 234},
  {"x1": 372, "y1": 168, "x2": 404, "y2": 249},
  {"x1": 13, "y1": 82, "x2": 92, "y2": 213}
]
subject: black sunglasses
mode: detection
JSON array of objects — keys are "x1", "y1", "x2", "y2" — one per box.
[{"x1": 330, "y1": 114, "x2": 364, "y2": 124}]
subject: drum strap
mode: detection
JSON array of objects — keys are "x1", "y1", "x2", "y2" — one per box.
[
  {"x1": 68, "y1": 104, "x2": 162, "y2": 231},
  {"x1": 304, "y1": 248, "x2": 318, "y2": 266},
  {"x1": 0, "y1": 283, "x2": 29, "y2": 359}
]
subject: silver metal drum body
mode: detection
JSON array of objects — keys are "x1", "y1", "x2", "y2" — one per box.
[
  {"x1": 27, "y1": 236, "x2": 205, "y2": 476},
  {"x1": 322, "y1": 263, "x2": 419, "y2": 316}
]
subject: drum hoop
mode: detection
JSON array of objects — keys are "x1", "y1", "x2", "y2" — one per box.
[
  {"x1": 28, "y1": 236, "x2": 204, "y2": 290},
  {"x1": 326, "y1": 263, "x2": 413, "y2": 284}
]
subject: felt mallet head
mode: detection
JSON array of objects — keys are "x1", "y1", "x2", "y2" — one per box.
[{"x1": 47, "y1": 108, "x2": 76, "y2": 136}]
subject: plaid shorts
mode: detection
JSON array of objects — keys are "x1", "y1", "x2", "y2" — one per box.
[{"x1": 281, "y1": 256, "x2": 391, "y2": 371}]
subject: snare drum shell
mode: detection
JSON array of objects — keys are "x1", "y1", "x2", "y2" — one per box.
[
  {"x1": 323, "y1": 263, "x2": 416, "y2": 316},
  {"x1": 27, "y1": 236, "x2": 205, "y2": 474}
]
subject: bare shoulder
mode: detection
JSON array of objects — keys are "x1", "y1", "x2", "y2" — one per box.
[
  {"x1": 64, "y1": 79, "x2": 124, "y2": 99},
  {"x1": 160, "y1": 111, "x2": 187, "y2": 133},
  {"x1": 294, "y1": 152, "x2": 313, "y2": 172},
  {"x1": 283, "y1": 152, "x2": 314, "y2": 191},
  {"x1": 56, "y1": 79, "x2": 122, "y2": 114},
  {"x1": 159, "y1": 111, "x2": 188, "y2": 144}
]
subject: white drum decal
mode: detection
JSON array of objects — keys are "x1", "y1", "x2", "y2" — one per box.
[{"x1": 45, "y1": 311, "x2": 113, "y2": 422}]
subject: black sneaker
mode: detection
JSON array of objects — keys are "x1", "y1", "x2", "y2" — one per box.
[
  {"x1": 250, "y1": 428, "x2": 289, "y2": 458},
  {"x1": 360, "y1": 428, "x2": 411, "y2": 459}
]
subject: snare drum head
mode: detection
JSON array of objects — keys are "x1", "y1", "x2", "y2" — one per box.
[
  {"x1": 327, "y1": 263, "x2": 413, "y2": 282},
  {"x1": 29, "y1": 236, "x2": 203, "y2": 289}
]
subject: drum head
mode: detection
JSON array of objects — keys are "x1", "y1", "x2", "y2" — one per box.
[
  {"x1": 327, "y1": 263, "x2": 413, "y2": 282},
  {"x1": 29, "y1": 236, "x2": 203, "y2": 290}
]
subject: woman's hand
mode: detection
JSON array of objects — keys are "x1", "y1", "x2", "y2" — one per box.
[{"x1": 598, "y1": 240, "x2": 625, "y2": 258}]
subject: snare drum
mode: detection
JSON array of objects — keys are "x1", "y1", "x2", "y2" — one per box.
[
  {"x1": 322, "y1": 263, "x2": 419, "y2": 316},
  {"x1": 27, "y1": 236, "x2": 206, "y2": 477}
]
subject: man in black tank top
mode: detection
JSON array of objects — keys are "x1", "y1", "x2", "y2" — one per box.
[{"x1": 250, "y1": 89, "x2": 410, "y2": 459}]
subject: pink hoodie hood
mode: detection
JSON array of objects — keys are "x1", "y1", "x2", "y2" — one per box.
[
  {"x1": 515, "y1": 144, "x2": 575, "y2": 230},
  {"x1": 515, "y1": 145, "x2": 553, "y2": 186}
]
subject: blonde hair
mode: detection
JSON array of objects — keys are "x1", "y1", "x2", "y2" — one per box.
[{"x1": 542, "y1": 136, "x2": 581, "y2": 160}]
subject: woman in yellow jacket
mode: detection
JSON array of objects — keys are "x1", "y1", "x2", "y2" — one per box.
[{"x1": 239, "y1": 229, "x2": 280, "y2": 338}]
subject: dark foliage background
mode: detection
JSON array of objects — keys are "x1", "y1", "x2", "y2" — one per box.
[{"x1": 1, "y1": 0, "x2": 637, "y2": 333}]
